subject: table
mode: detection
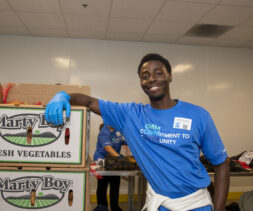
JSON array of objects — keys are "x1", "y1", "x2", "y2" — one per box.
[
  {"x1": 208, "y1": 171, "x2": 253, "y2": 202},
  {"x1": 90, "y1": 165, "x2": 146, "y2": 211},
  {"x1": 209, "y1": 171, "x2": 253, "y2": 176},
  {"x1": 91, "y1": 167, "x2": 253, "y2": 211}
]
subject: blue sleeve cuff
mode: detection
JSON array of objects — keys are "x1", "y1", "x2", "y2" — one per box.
[{"x1": 209, "y1": 152, "x2": 228, "y2": 166}]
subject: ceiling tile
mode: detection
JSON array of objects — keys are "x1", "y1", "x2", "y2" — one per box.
[
  {"x1": 176, "y1": 0, "x2": 220, "y2": 3},
  {"x1": 69, "y1": 30, "x2": 106, "y2": 39},
  {"x1": 210, "y1": 38, "x2": 245, "y2": 47},
  {"x1": 0, "y1": 0, "x2": 12, "y2": 11},
  {"x1": 147, "y1": 21, "x2": 194, "y2": 35},
  {"x1": 0, "y1": 11, "x2": 23, "y2": 26},
  {"x1": 240, "y1": 17, "x2": 253, "y2": 27},
  {"x1": 0, "y1": 0, "x2": 253, "y2": 48},
  {"x1": 219, "y1": 27, "x2": 253, "y2": 40},
  {"x1": 8, "y1": 0, "x2": 61, "y2": 13},
  {"x1": 199, "y1": 5, "x2": 253, "y2": 26},
  {"x1": 108, "y1": 18, "x2": 151, "y2": 33},
  {"x1": 0, "y1": 26, "x2": 29, "y2": 35},
  {"x1": 30, "y1": 28, "x2": 68, "y2": 37},
  {"x1": 220, "y1": 0, "x2": 253, "y2": 7},
  {"x1": 111, "y1": 0, "x2": 165, "y2": 19},
  {"x1": 240, "y1": 40, "x2": 253, "y2": 48},
  {"x1": 177, "y1": 36, "x2": 214, "y2": 45},
  {"x1": 107, "y1": 32, "x2": 143, "y2": 41},
  {"x1": 142, "y1": 34, "x2": 178, "y2": 43},
  {"x1": 60, "y1": 0, "x2": 111, "y2": 16},
  {"x1": 157, "y1": 1, "x2": 214, "y2": 22},
  {"x1": 65, "y1": 15, "x2": 108, "y2": 31},
  {"x1": 18, "y1": 12, "x2": 65, "y2": 28}
]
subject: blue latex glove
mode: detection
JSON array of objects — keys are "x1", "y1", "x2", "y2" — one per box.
[{"x1": 45, "y1": 91, "x2": 71, "y2": 126}]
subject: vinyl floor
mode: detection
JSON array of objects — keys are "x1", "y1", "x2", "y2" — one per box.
[{"x1": 91, "y1": 202, "x2": 130, "y2": 211}]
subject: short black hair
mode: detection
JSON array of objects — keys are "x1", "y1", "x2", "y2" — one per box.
[{"x1": 138, "y1": 53, "x2": 171, "y2": 75}]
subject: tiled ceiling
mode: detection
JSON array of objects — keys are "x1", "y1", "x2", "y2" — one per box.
[{"x1": 1, "y1": 0, "x2": 253, "y2": 48}]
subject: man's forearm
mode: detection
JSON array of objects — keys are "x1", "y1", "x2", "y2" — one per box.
[
  {"x1": 69, "y1": 93, "x2": 100, "y2": 115},
  {"x1": 104, "y1": 145, "x2": 120, "y2": 157},
  {"x1": 213, "y1": 158, "x2": 230, "y2": 211}
]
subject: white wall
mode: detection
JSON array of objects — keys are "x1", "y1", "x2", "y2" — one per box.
[{"x1": 0, "y1": 35, "x2": 253, "y2": 193}]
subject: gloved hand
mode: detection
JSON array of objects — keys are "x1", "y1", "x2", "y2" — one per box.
[{"x1": 45, "y1": 91, "x2": 71, "y2": 126}]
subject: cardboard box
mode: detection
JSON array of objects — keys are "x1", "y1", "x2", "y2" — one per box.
[
  {"x1": 0, "y1": 84, "x2": 3, "y2": 104},
  {"x1": 0, "y1": 167, "x2": 90, "y2": 211},
  {"x1": 0, "y1": 104, "x2": 89, "y2": 168},
  {"x1": 0, "y1": 83, "x2": 90, "y2": 105}
]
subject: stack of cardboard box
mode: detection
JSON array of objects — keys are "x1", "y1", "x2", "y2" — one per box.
[{"x1": 0, "y1": 83, "x2": 91, "y2": 211}]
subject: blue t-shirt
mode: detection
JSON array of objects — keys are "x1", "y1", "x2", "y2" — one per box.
[
  {"x1": 98, "y1": 99, "x2": 227, "y2": 199},
  {"x1": 93, "y1": 124, "x2": 123, "y2": 160}
]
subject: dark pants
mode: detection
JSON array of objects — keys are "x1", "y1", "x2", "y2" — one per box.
[{"x1": 96, "y1": 176, "x2": 121, "y2": 211}]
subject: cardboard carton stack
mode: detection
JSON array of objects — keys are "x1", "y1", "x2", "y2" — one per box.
[{"x1": 0, "y1": 83, "x2": 91, "y2": 211}]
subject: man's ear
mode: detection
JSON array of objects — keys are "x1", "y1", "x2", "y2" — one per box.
[{"x1": 168, "y1": 73, "x2": 172, "y2": 82}]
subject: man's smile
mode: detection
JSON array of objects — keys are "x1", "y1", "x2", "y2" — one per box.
[{"x1": 148, "y1": 85, "x2": 160, "y2": 92}]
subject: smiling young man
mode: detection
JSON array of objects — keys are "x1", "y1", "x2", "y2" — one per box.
[{"x1": 45, "y1": 53, "x2": 230, "y2": 211}]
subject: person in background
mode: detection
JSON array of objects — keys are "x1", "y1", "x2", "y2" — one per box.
[
  {"x1": 93, "y1": 123, "x2": 123, "y2": 211},
  {"x1": 45, "y1": 53, "x2": 230, "y2": 211}
]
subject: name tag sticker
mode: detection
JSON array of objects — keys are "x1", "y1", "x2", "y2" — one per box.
[{"x1": 173, "y1": 117, "x2": 192, "y2": 131}]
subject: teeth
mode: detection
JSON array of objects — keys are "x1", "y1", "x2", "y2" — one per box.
[{"x1": 149, "y1": 86, "x2": 159, "y2": 91}]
